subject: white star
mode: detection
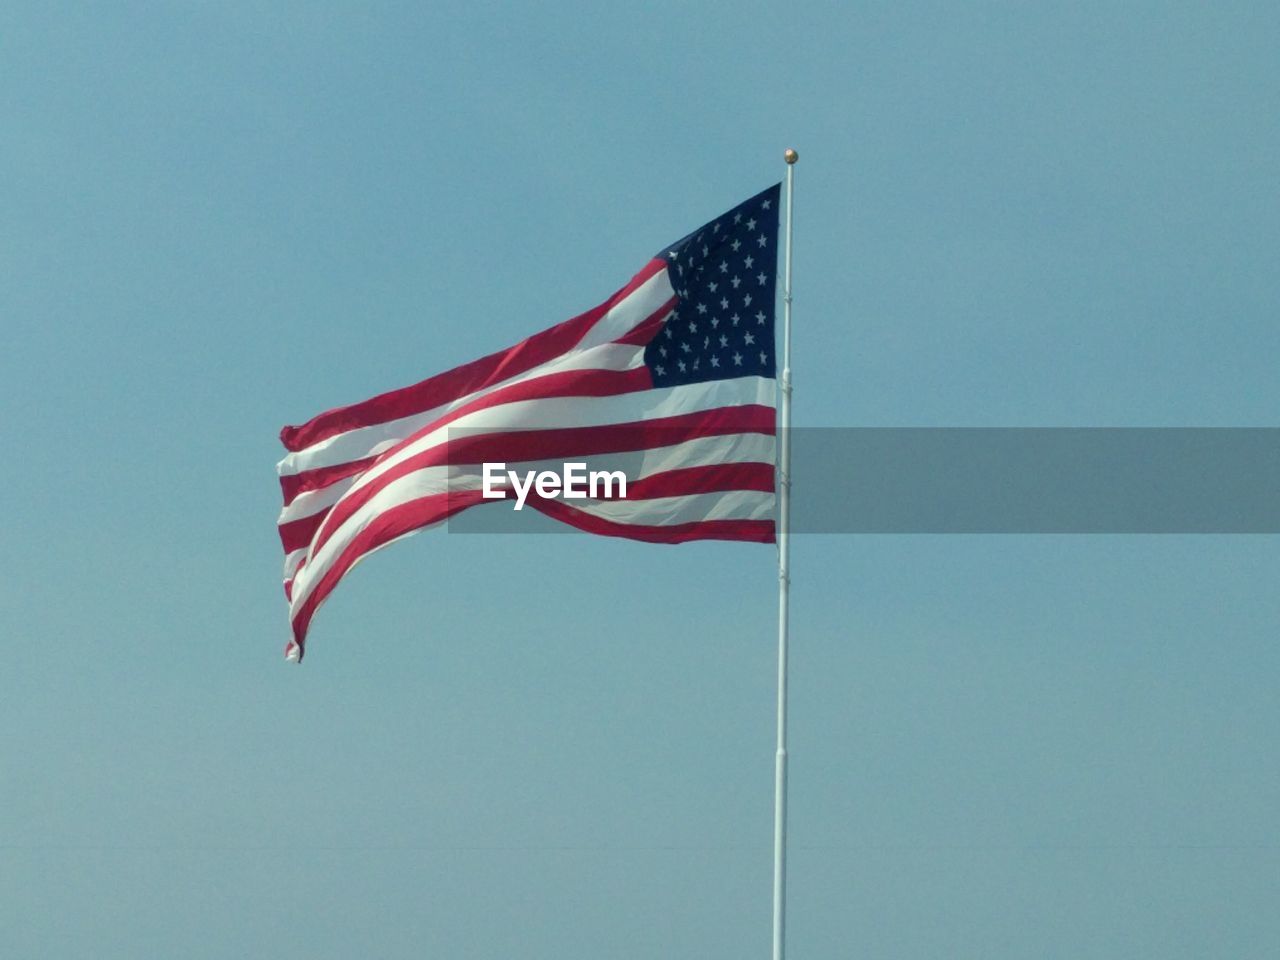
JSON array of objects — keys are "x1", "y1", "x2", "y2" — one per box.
[
  {"x1": 734, "y1": 212, "x2": 742, "y2": 224},
  {"x1": 746, "y1": 218, "x2": 757, "y2": 231},
  {"x1": 713, "y1": 222, "x2": 720, "y2": 233},
  {"x1": 696, "y1": 303, "x2": 707, "y2": 315},
  {"x1": 744, "y1": 331, "x2": 755, "y2": 345},
  {"x1": 693, "y1": 358, "x2": 700, "y2": 370},
  {"x1": 702, "y1": 244, "x2": 709, "y2": 257},
  {"x1": 760, "y1": 351, "x2": 768, "y2": 364},
  {"x1": 731, "y1": 276, "x2": 741, "y2": 289},
  {"x1": 709, "y1": 281, "x2": 718, "y2": 292},
  {"x1": 744, "y1": 255, "x2": 754, "y2": 268},
  {"x1": 688, "y1": 320, "x2": 698, "y2": 333},
  {"x1": 762, "y1": 198, "x2": 772, "y2": 210},
  {"x1": 757, "y1": 272, "x2": 767, "y2": 285},
  {"x1": 655, "y1": 364, "x2": 665, "y2": 376},
  {"x1": 711, "y1": 316, "x2": 720, "y2": 328},
  {"x1": 731, "y1": 312, "x2": 740, "y2": 326},
  {"x1": 720, "y1": 297, "x2": 729, "y2": 310},
  {"x1": 665, "y1": 326, "x2": 673, "y2": 339},
  {"x1": 697, "y1": 232, "x2": 703, "y2": 242},
  {"x1": 710, "y1": 355, "x2": 720, "y2": 368},
  {"x1": 719, "y1": 334, "x2": 728, "y2": 347},
  {"x1": 758, "y1": 234, "x2": 768, "y2": 248},
  {"x1": 681, "y1": 341, "x2": 692, "y2": 353},
  {"x1": 755, "y1": 310, "x2": 766, "y2": 324},
  {"x1": 668, "y1": 250, "x2": 678, "y2": 259},
  {"x1": 659, "y1": 345, "x2": 668, "y2": 357},
  {"x1": 678, "y1": 359, "x2": 687, "y2": 372},
  {"x1": 733, "y1": 352, "x2": 743, "y2": 366},
  {"x1": 731, "y1": 239, "x2": 741, "y2": 252},
  {"x1": 703, "y1": 336, "x2": 710, "y2": 349},
  {"x1": 719, "y1": 261, "x2": 728, "y2": 273},
  {"x1": 743, "y1": 294, "x2": 752, "y2": 306}
]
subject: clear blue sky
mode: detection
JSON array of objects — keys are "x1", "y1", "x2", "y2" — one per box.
[{"x1": 2, "y1": 2, "x2": 1277, "y2": 956}]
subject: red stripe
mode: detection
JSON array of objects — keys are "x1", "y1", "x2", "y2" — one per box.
[
  {"x1": 289, "y1": 490, "x2": 489, "y2": 654},
  {"x1": 279, "y1": 258, "x2": 667, "y2": 453},
  {"x1": 440, "y1": 405, "x2": 775, "y2": 464},
  {"x1": 307, "y1": 404, "x2": 775, "y2": 560},
  {"x1": 280, "y1": 455, "x2": 375, "y2": 506},
  {"x1": 533, "y1": 499, "x2": 775, "y2": 544},
  {"x1": 278, "y1": 510, "x2": 326, "y2": 555},
  {"x1": 611, "y1": 296, "x2": 676, "y2": 346}
]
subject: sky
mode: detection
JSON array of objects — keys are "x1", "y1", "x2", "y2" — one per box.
[{"x1": 2, "y1": 2, "x2": 1278, "y2": 957}]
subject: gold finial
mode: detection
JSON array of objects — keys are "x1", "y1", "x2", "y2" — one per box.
[{"x1": 784, "y1": 148, "x2": 799, "y2": 165}]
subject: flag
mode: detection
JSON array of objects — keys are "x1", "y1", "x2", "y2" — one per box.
[{"x1": 276, "y1": 184, "x2": 781, "y2": 661}]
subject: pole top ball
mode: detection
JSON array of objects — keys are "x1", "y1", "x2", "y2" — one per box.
[{"x1": 784, "y1": 148, "x2": 799, "y2": 164}]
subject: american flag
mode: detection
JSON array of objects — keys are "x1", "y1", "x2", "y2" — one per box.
[{"x1": 276, "y1": 184, "x2": 781, "y2": 661}]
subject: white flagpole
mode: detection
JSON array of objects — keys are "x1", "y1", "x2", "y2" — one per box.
[{"x1": 772, "y1": 147, "x2": 798, "y2": 960}]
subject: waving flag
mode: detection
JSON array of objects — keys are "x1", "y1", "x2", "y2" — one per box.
[{"x1": 276, "y1": 185, "x2": 781, "y2": 660}]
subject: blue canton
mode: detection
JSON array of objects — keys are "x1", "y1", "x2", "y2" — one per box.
[{"x1": 645, "y1": 184, "x2": 781, "y2": 387}]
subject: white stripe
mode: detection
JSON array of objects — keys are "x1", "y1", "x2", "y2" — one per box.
[
  {"x1": 486, "y1": 431, "x2": 775, "y2": 487},
  {"x1": 278, "y1": 474, "x2": 358, "y2": 525},
  {"x1": 573, "y1": 267, "x2": 673, "y2": 351},
  {"x1": 282, "y1": 548, "x2": 306, "y2": 580},
  {"x1": 277, "y1": 268, "x2": 673, "y2": 479}
]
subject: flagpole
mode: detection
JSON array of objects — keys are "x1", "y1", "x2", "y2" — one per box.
[{"x1": 772, "y1": 147, "x2": 798, "y2": 960}]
